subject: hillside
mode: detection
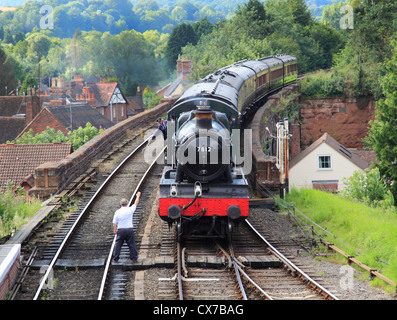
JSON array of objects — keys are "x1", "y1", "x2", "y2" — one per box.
[{"x1": 0, "y1": 0, "x2": 342, "y2": 13}]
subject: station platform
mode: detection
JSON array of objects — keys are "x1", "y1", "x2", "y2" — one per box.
[
  {"x1": 0, "y1": 244, "x2": 21, "y2": 300},
  {"x1": 0, "y1": 204, "x2": 55, "y2": 300}
]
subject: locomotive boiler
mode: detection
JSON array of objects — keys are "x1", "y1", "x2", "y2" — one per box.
[{"x1": 158, "y1": 54, "x2": 298, "y2": 240}]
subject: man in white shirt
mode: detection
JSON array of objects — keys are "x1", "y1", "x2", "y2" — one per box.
[{"x1": 112, "y1": 192, "x2": 141, "y2": 263}]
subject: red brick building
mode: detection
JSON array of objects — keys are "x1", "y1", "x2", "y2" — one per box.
[
  {"x1": 0, "y1": 94, "x2": 50, "y2": 144},
  {"x1": 66, "y1": 76, "x2": 130, "y2": 124}
]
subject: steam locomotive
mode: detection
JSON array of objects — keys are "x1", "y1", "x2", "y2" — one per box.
[{"x1": 159, "y1": 54, "x2": 298, "y2": 240}]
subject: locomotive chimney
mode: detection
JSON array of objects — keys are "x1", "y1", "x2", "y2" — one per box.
[{"x1": 195, "y1": 106, "x2": 213, "y2": 130}]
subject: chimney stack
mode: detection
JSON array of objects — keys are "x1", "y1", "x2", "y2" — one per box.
[{"x1": 25, "y1": 95, "x2": 40, "y2": 125}]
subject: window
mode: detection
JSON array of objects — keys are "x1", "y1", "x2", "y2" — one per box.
[{"x1": 318, "y1": 155, "x2": 332, "y2": 169}]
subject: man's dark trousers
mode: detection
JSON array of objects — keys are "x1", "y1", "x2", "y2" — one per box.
[{"x1": 114, "y1": 228, "x2": 138, "y2": 261}]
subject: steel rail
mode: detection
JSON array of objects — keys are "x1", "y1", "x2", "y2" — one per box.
[
  {"x1": 97, "y1": 146, "x2": 166, "y2": 300},
  {"x1": 33, "y1": 138, "x2": 150, "y2": 300},
  {"x1": 245, "y1": 219, "x2": 338, "y2": 300},
  {"x1": 231, "y1": 257, "x2": 273, "y2": 300},
  {"x1": 177, "y1": 242, "x2": 184, "y2": 300},
  {"x1": 216, "y1": 242, "x2": 247, "y2": 300}
]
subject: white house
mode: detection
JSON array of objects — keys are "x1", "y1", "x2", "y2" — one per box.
[{"x1": 289, "y1": 133, "x2": 370, "y2": 192}]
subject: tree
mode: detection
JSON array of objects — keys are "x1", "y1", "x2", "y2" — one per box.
[
  {"x1": 66, "y1": 28, "x2": 83, "y2": 72},
  {"x1": 287, "y1": 0, "x2": 312, "y2": 26},
  {"x1": 365, "y1": 39, "x2": 397, "y2": 202},
  {"x1": 235, "y1": 0, "x2": 271, "y2": 39},
  {"x1": 165, "y1": 22, "x2": 197, "y2": 71},
  {"x1": 0, "y1": 46, "x2": 17, "y2": 95},
  {"x1": 192, "y1": 17, "x2": 213, "y2": 39}
]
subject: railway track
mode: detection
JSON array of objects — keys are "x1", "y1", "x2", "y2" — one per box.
[
  {"x1": 10, "y1": 125, "x2": 165, "y2": 300},
  {"x1": 172, "y1": 217, "x2": 337, "y2": 301},
  {"x1": 8, "y1": 126, "x2": 338, "y2": 301}
]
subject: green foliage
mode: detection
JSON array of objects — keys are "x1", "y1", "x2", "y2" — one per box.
[
  {"x1": 365, "y1": 39, "x2": 397, "y2": 203},
  {"x1": 298, "y1": 70, "x2": 345, "y2": 98},
  {"x1": 183, "y1": 0, "x2": 342, "y2": 78},
  {"x1": 342, "y1": 168, "x2": 395, "y2": 210},
  {"x1": 330, "y1": 0, "x2": 397, "y2": 98},
  {"x1": 0, "y1": 0, "x2": 225, "y2": 38},
  {"x1": 3, "y1": 27, "x2": 166, "y2": 96},
  {"x1": 68, "y1": 122, "x2": 104, "y2": 151},
  {"x1": 0, "y1": 185, "x2": 41, "y2": 238},
  {"x1": 12, "y1": 123, "x2": 103, "y2": 151},
  {"x1": 0, "y1": 45, "x2": 17, "y2": 95},
  {"x1": 285, "y1": 188, "x2": 397, "y2": 291},
  {"x1": 165, "y1": 22, "x2": 197, "y2": 70},
  {"x1": 143, "y1": 86, "x2": 161, "y2": 109}
]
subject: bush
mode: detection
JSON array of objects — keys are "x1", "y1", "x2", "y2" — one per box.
[
  {"x1": 298, "y1": 70, "x2": 346, "y2": 98},
  {"x1": 342, "y1": 168, "x2": 395, "y2": 210},
  {"x1": 11, "y1": 123, "x2": 103, "y2": 151}
]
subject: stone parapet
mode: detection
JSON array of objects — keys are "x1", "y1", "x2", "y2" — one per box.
[{"x1": 30, "y1": 97, "x2": 178, "y2": 198}]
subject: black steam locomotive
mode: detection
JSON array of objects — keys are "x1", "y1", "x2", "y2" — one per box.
[{"x1": 159, "y1": 54, "x2": 297, "y2": 240}]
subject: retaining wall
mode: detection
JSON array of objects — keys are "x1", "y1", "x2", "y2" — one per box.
[
  {"x1": 30, "y1": 97, "x2": 178, "y2": 198},
  {"x1": 250, "y1": 85, "x2": 299, "y2": 192},
  {"x1": 299, "y1": 96, "x2": 375, "y2": 149}
]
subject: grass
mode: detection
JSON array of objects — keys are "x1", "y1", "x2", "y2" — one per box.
[
  {"x1": 0, "y1": 189, "x2": 42, "y2": 238},
  {"x1": 285, "y1": 188, "x2": 397, "y2": 292}
]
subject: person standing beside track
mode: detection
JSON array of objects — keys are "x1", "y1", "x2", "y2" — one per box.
[
  {"x1": 150, "y1": 118, "x2": 168, "y2": 141},
  {"x1": 112, "y1": 192, "x2": 141, "y2": 263}
]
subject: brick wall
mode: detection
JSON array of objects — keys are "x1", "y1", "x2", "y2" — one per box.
[
  {"x1": 30, "y1": 97, "x2": 178, "y2": 198},
  {"x1": 19, "y1": 109, "x2": 68, "y2": 137},
  {"x1": 25, "y1": 96, "x2": 40, "y2": 125},
  {"x1": 299, "y1": 97, "x2": 375, "y2": 149}
]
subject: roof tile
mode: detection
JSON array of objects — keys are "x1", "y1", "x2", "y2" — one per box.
[{"x1": 0, "y1": 143, "x2": 72, "y2": 192}]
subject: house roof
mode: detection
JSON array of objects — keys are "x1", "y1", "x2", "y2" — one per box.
[
  {"x1": 126, "y1": 96, "x2": 146, "y2": 113},
  {"x1": 75, "y1": 82, "x2": 127, "y2": 108},
  {"x1": 290, "y1": 133, "x2": 369, "y2": 170},
  {"x1": 164, "y1": 74, "x2": 183, "y2": 98},
  {"x1": 0, "y1": 96, "x2": 26, "y2": 116},
  {"x1": 0, "y1": 117, "x2": 27, "y2": 144},
  {"x1": 0, "y1": 143, "x2": 72, "y2": 192},
  {"x1": 46, "y1": 104, "x2": 115, "y2": 131}
]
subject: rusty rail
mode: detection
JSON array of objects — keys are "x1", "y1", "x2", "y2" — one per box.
[{"x1": 321, "y1": 239, "x2": 397, "y2": 292}]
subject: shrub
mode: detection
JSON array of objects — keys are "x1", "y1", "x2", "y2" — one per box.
[
  {"x1": 342, "y1": 168, "x2": 395, "y2": 210},
  {"x1": 299, "y1": 70, "x2": 346, "y2": 98}
]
